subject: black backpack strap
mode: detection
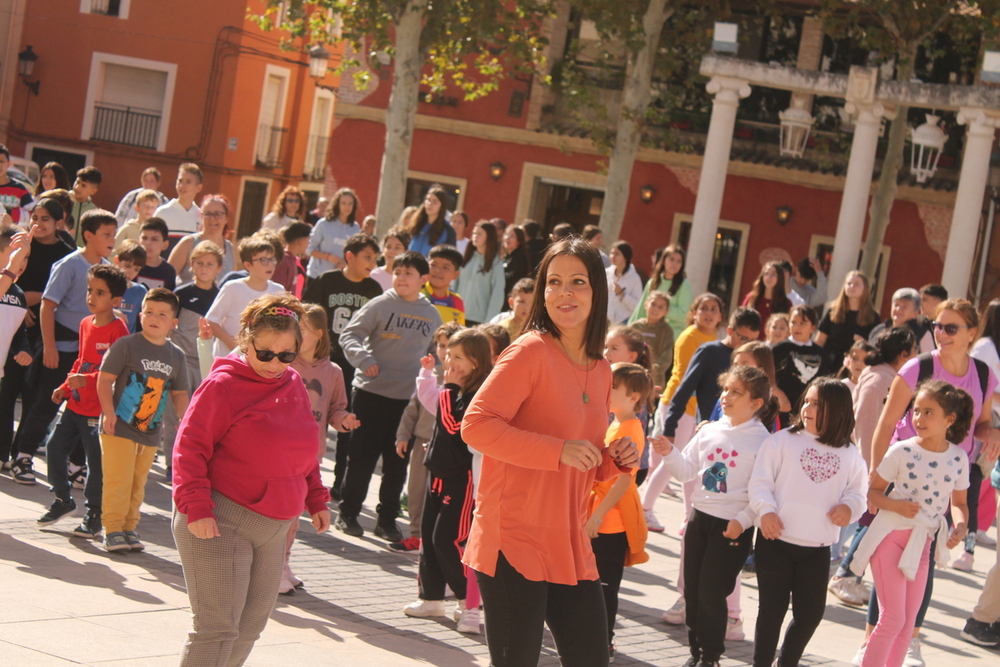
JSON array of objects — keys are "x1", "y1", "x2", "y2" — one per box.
[
  {"x1": 973, "y1": 358, "x2": 991, "y2": 402},
  {"x1": 916, "y1": 352, "x2": 935, "y2": 385}
]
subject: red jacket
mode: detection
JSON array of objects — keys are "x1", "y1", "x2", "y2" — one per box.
[
  {"x1": 172, "y1": 353, "x2": 329, "y2": 522},
  {"x1": 60, "y1": 315, "x2": 129, "y2": 416}
]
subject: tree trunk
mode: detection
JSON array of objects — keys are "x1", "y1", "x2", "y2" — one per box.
[
  {"x1": 374, "y1": 0, "x2": 427, "y2": 236},
  {"x1": 859, "y1": 50, "x2": 916, "y2": 282},
  {"x1": 596, "y1": 0, "x2": 672, "y2": 242}
]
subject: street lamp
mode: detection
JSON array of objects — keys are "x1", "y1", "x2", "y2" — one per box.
[
  {"x1": 17, "y1": 45, "x2": 40, "y2": 96},
  {"x1": 779, "y1": 106, "x2": 814, "y2": 158},
  {"x1": 308, "y1": 45, "x2": 330, "y2": 80},
  {"x1": 909, "y1": 113, "x2": 947, "y2": 184}
]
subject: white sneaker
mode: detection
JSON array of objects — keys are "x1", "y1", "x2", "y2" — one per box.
[
  {"x1": 644, "y1": 510, "x2": 665, "y2": 533},
  {"x1": 452, "y1": 599, "x2": 465, "y2": 622},
  {"x1": 976, "y1": 530, "x2": 996, "y2": 547},
  {"x1": 828, "y1": 576, "x2": 864, "y2": 606},
  {"x1": 951, "y1": 551, "x2": 974, "y2": 572},
  {"x1": 725, "y1": 616, "x2": 744, "y2": 641},
  {"x1": 403, "y1": 599, "x2": 447, "y2": 617},
  {"x1": 903, "y1": 636, "x2": 924, "y2": 667},
  {"x1": 662, "y1": 597, "x2": 685, "y2": 625},
  {"x1": 852, "y1": 643, "x2": 866, "y2": 667},
  {"x1": 457, "y1": 606, "x2": 481, "y2": 634}
]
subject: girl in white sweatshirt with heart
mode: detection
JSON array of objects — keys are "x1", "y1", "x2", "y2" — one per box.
[{"x1": 748, "y1": 377, "x2": 867, "y2": 667}]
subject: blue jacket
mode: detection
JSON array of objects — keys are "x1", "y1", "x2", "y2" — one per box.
[{"x1": 663, "y1": 341, "x2": 733, "y2": 438}]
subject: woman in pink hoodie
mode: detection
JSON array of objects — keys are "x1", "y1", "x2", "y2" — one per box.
[{"x1": 172, "y1": 293, "x2": 331, "y2": 666}]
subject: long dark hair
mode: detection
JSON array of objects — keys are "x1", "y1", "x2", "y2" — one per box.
[
  {"x1": 611, "y1": 240, "x2": 633, "y2": 274},
  {"x1": 866, "y1": 326, "x2": 916, "y2": 366},
  {"x1": 449, "y1": 328, "x2": 494, "y2": 395},
  {"x1": 747, "y1": 261, "x2": 791, "y2": 313},
  {"x1": 324, "y1": 187, "x2": 359, "y2": 226},
  {"x1": 916, "y1": 380, "x2": 975, "y2": 444},
  {"x1": 650, "y1": 243, "x2": 686, "y2": 296},
  {"x1": 463, "y1": 219, "x2": 499, "y2": 272},
  {"x1": 524, "y1": 237, "x2": 608, "y2": 360},
  {"x1": 790, "y1": 377, "x2": 855, "y2": 448},
  {"x1": 408, "y1": 187, "x2": 449, "y2": 245},
  {"x1": 35, "y1": 162, "x2": 70, "y2": 196}
]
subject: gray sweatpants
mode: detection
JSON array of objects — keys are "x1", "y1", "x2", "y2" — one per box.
[{"x1": 173, "y1": 491, "x2": 292, "y2": 667}]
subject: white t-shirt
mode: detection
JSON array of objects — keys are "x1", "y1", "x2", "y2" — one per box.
[
  {"x1": 155, "y1": 199, "x2": 201, "y2": 235},
  {"x1": 878, "y1": 439, "x2": 970, "y2": 519},
  {"x1": 205, "y1": 279, "x2": 284, "y2": 357}
]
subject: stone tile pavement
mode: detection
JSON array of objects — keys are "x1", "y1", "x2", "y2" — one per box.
[{"x1": 0, "y1": 444, "x2": 997, "y2": 666}]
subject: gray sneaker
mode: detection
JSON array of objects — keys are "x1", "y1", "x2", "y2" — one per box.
[
  {"x1": 104, "y1": 531, "x2": 131, "y2": 553},
  {"x1": 123, "y1": 530, "x2": 145, "y2": 552}
]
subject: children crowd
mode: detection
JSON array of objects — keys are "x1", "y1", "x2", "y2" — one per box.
[{"x1": 1, "y1": 150, "x2": 999, "y2": 667}]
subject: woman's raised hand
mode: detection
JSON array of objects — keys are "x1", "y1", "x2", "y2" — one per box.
[{"x1": 560, "y1": 440, "x2": 602, "y2": 472}]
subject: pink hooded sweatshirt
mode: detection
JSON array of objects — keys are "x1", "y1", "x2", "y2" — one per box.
[{"x1": 172, "y1": 353, "x2": 330, "y2": 522}]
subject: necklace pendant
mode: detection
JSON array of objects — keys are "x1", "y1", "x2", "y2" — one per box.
[{"x1": 583, "y1": 392, "x2": 589, "y2": 404}]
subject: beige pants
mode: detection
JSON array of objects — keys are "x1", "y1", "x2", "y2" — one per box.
[
  {"x1": 406, "y1": 438, "x2": 429, "y2": 538},
  {"x1": 100, "y1": 434, "x2": 157, "y2": 533},
  {"x1": 173, "y1": 491, "x2": 291, "y2": 667},
  {"x1": 973, "y1": 487, "x2": 1000, "y2": 623}
]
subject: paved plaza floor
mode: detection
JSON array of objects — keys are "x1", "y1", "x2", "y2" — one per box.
[{"x1": 0, "y1": 439, "x2": 996, "y2": 666}]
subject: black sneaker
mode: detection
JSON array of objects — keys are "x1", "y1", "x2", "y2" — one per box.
[
  {"x1": 72, "y1": 512, "x2": 102, "y2": 539},
  {"x1": 68, "y1": 465, "x2": 87, "y2": 490},
  {"x1": 696, "y1": 661, "x2": 720, "y2": 667},
  {"x1": 374, "y1": 520, "x2": 403, "y2": 542},
  {"x1": 961, "y1": 618, "x2": 1000, "y2": 647},
  {"x1": 335, "y1": 514, "x2": 364, "y2": 537},
  {"x1": 681, "y1": 657, "x2": 700, "y2": 667},
  {"x1": 37, "y1": 497, "x2": 77, "y2": 526},
  {"x1": 104, "y1": 531, "x2": 131, "y2": 552},
  {"x1": 123, "y1": 530, "x2": 145, "y2": 552},
  {"x1": 10, "y1": 457, "x2": 35, "y2": 485}
]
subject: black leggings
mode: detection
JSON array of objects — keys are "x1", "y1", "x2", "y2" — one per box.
[
  {"x1": 684, "y1": 510, "x2": 754, "y2": 662},
  {"x1": 753, "y1": 537, "x2": 831, "y2": 667},
  {"x1": 476, "y1": 552, "x2": 610, "y2": 667},
  {"x1": 592, "y1": 531, "x2": 628, "y2": 646}
]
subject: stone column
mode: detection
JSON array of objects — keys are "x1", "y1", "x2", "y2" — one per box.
[
  {"x1": 686, "y1": 76, "x2": 750, "y2": 294},
  {"x1": 827, "y1": 66, "x2": 883, "y2": 300},
  {"x1": 941, "y1": 108, "x2": 1000, "y2": 298}
]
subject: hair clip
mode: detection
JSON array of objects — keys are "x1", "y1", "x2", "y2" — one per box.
[{"x1": 264, "y1": 306, "x2": 299, "y2": 322}]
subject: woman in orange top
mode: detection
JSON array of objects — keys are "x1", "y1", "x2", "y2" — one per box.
[{"x1": 462, "y1": 238, "x2": 640, "y2": 667}]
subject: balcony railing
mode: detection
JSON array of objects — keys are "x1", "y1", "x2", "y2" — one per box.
[
  {"x1": 304, "y1": 134, "x2": 329, "y2": 181},
  {"x1": 91, "y1": 102, "x2": 161, "y2": 149},
  {"x1": 90, "y1": 0, "x2": 121, "y2": 16},
  {"x1": 256, "y1": 124, "x2": 288, "y2": 169}
]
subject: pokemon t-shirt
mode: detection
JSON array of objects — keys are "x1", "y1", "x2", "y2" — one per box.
[{"x1": 100, "y1": 333, "x2": 190, "y2": 446}]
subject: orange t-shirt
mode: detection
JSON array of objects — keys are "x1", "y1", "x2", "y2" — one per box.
[
  {"x1": 461, "y1": 332, "x2": 630, "y2": 585},
  {"x1": 595, "y1": 418, "x2": 646, "y2": 534}
]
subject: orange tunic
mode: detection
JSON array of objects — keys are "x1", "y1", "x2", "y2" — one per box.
[{"x1": 461, "y1": 331, "x2": 626, "y2": 585}]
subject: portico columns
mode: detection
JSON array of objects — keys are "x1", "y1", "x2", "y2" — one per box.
[
  {"x1": 940, "y1": 108, "x2": 1000, "y2": 299},
  {"x1": 686, "y1": 76, "x2": 750, "y2": 294}
]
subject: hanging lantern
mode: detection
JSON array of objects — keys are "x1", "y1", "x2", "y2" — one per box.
[
  {"x1": 779, "y1": 107, "x2": 814, "y2": 158},
  {"x1": 910, "y1": 114, "x2": 946, "y2": 184},
  {"x1": 308, "y1": 45, "x2": 331, "y2": 79}
]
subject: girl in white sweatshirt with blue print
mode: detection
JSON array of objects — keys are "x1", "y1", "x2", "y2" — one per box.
[
  {"x1": 652, "y1": 366, "x2": 777, "y2": 667},
  {"x1": 748, "y1": 377, "x2": 867, "y2": 667}
]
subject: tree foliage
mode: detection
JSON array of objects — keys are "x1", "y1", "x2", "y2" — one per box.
[{"x1": 253, "y1": 0, "x2": 553, "y2": 101}]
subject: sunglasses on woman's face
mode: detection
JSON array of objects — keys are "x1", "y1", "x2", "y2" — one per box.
[
  {"x1": 931, "y1": 321, "x2": 966, "y2": 336},
  {"x1": 250, "y1": 341, "x2": 297, "y2": 364}
]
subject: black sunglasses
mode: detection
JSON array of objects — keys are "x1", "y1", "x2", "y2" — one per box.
[
  {"x1": 250, "y1": 341, "x2": 297, "y2": 364},
  {"x1": 930, "y1": 321, "x2": 967, "y2": 336}
]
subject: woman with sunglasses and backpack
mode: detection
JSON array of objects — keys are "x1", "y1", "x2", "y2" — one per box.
[
  {"x1": 172, "y1": 293, "x2": 331, "y2": 666},
  {"x1": 848, "y1": 298, "x2": 1000, "y2": 665}
]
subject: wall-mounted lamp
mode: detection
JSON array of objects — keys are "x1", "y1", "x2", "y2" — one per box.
[
  {"x1": 18, "y1": 45, "x2": 40, "y2": 96},
  {"x1": 640, "y1": 184, "x2": 656, "y2": 204},
  {"x1": 307, "y1": 44, "x2": 338, "y2": 94},
  {"x1": 776, "y1": 205, "x2": 792, "y2": 226},
  {"x1": 489, "y1": 161, "x2": 505, "y2": 181}
]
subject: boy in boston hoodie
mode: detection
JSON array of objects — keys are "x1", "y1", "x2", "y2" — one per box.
[{"x1": 335, "y1": 251, "x2": 442, "y2": 541}]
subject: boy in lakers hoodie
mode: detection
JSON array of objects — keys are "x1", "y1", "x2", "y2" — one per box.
[{"x1": 335, "y1": 251, "x2": 442, "y2": 541}]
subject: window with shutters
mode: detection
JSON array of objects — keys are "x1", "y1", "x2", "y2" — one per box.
[
  {"x1": 303, "y1": 89, "x2": 334, "y2": 180},
  {"x1": 255, "y1": 66, "x2": 291, "y2": 169},
  {"x1": 81, "y1": 53, "x2": 176, "y2": 152}
]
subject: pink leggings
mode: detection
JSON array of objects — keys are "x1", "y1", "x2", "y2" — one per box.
[{"x1": 862, "y1": 530, "x2": 930, "y2": 667}]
